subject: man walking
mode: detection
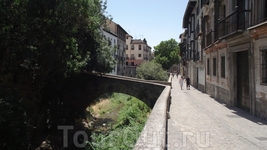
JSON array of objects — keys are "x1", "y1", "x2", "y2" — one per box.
[{"x1": 186, "y1": 75, "x2": 190, "y2": 90}]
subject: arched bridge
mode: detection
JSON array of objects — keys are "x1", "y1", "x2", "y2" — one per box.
[
  {"x1": 67, "y1": 73, "x2": 171, "y2": 111},
  {"x1": 65, "y1": 73, "x2": 171, "y2": 149}
]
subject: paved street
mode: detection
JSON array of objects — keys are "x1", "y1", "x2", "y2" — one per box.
[{"x1": 167, "y1": 75, "x2": 267, "y2": 150}]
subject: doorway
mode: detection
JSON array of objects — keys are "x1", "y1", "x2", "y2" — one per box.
[{"x1": 236, "y1": 51, "x2": 250, "y2": 112}]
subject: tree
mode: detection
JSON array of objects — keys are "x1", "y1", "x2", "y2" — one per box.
[
  {"x1": 0, "y1": 0, "x2": 114, "y2": 148},
  {"x1": 136, "y1": 61, "x2": 168, "y2": 81},
  {"x1": 153, "y1": 38, "x2": 180, "y2": 70}
]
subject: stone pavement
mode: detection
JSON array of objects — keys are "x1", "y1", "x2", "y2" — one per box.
[{"x1": 167, "y1": 75, "x2": 267, "y2": 150}]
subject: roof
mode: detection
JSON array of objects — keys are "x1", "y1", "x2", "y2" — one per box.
[
  {"x1": 126, "y1": 34, "x2": 133, "y2": 38},
  {"x1": 182, "y1": 0, "x2": 197, "y2": 28},
  {"x1": 131, "y1": 39, "x2": 146, "y2": 44},
  {"x1": 116, "y1": 24, "x2": 128, "y2": 34},
  {"x1": 103, "y1": 28, "x2": 118, "y2": 37}
]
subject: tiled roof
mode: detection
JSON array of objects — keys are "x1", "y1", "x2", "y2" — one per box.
[{"x1": 131, "y1": 39, "x2": 145, "y2": 44}]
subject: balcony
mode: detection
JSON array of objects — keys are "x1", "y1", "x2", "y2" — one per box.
[
  {"x1": 194, "y1": 51, "x2": 200, "y2": 62},
  {"x1": 195, "y1": 23, "x2": 200, "y2": 39},
  {"x1": 206, "y1": 29, "x2": 213, "y2": 47},
  {"x1": 201, "y1": 17, "x2": 206, "y2": 48},
  {"x1": 214, "y1": 9, "x2": 251, "y2": 41}
]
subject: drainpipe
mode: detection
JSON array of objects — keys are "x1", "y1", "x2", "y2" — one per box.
[{"x1": 250, "y1": 41, "x2": 256, "y2": 116}]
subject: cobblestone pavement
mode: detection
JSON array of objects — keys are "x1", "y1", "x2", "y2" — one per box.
[{"x1": 167, "y1": 75, "x2": 267, "y2": 150}]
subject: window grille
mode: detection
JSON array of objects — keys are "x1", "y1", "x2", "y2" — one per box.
[
  {"x1": 213, "y1": 58, "x2": 216, "y2": 76},
  {"x1": 207, "y1": 58, "x2": 210, "y2": 75},
  {"x1": 261, "y1": 49, "x2": 267, "y2": 84},
  {"x1": 221, "y1": 56, "x2": 225, "y2": 78}
]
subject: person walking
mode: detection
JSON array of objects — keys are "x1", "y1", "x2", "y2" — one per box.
[
  {"x1": 186, "y1": 75, "x2": 190, "y2": 90},
  {"x1": 179, "y1": 75, "x2": 184, "y2": 90}
]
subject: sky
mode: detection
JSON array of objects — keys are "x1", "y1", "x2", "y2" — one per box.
[{"x1": 105, "y1": 0, "x2": 188, "y2": 50}]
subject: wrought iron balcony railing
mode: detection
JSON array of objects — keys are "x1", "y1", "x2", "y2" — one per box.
[
  {"x1": 214, "y1": 9, "x2": 251, "y2": 41},
  {"x1": 206, "y1": 30, "x2": 213, "y2": 47}
]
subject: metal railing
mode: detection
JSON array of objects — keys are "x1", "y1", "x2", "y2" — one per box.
[{"x1": 214, "y1": 9, "x2": 251, "y2": 41}]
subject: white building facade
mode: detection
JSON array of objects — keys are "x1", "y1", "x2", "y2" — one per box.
[{"x1": 102, "y1": 29, "x2": 118, "y2": 75}]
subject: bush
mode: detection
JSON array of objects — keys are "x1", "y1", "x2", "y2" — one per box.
[{"x1": 136, "y1": 61, "x2": 168, "y2": 81}]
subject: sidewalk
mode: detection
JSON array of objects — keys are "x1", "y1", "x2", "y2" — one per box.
[{"x1": 167, "y1": 75, "x2": 267, "y2": 150}]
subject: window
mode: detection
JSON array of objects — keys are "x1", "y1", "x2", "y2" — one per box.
[
  {"x1": 213, "y1": 57, "x2": 216, "y2": 76},
  {"x1": 131, "y1": 62, "x2": 134, "y2": 66},
  {"x1": 139, "y1": 45, "x2": 141, "y2": 50},
  {"x1": 207, "y1": 58, "x2": 210, "y2": 75},
  {"x1": 138, "y1": 54, "x2": 141, "y2": 57},
  {"x1": 261, "y1": 49, "x2": 267, "y2": 84},
  {"x1": 126, "y1": 45, "x2": 128, "y2": 50},
  {"x1": 131, "y1": 54, "x2": 134, "y2": 59},
  {"x1": 131, "y1": 45, "x2": 134, "y2": 50},
  {"x1": 191, "y1": 14, "x2": 195, "y2": 33},
  {"x1": 126, "y1": 62, "x2": 128, "y2": 66},
  {"x1": 221, "y1": 56, "x2": 225, "y2": 78}
]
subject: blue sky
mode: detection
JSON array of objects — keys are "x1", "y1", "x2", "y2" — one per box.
[{"x1": 105, "y1": 0, "x2": 188, "y2": 50}]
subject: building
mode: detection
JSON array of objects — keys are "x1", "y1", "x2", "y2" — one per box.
[
  {"x1": 125, "y1": 34, "x2": 152, "y2": 77},
  {"x1": 106, "y1": 20, "x2": 128, "y2": 75},
  {"x1": 180, "y1": 0, "x2": 206, "y2": 92},
  {"x1": 102, "y1": 28, "x2": 118, "y2": 75},
  {"x1": 180, "y1": 0, "x2": 267, "y2": 119}
]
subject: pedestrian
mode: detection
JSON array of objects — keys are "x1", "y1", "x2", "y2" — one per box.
[
  {"x1": 186, "y1": 75, "x2": 190, "y2": 90},
  {"x1": 179, "y1": 75, "x2": 184, "y2": 90}
]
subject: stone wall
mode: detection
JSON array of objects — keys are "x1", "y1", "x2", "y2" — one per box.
[
  {"x1": 206, "y1": 82, "x2": 216, "y2": 98},
  {"x1": 217, "y1": 86, "x2": 230, "y2": 105},
  {"x1": 253, "y1": 35, "x2": 267, "y2": 119},
  {"x1": 206, "y1": 82, "x2": 230, "y2": 105},
  {"x1": 134, "y1": 86, "x2": 171, "y2": 150},
  {"x1": 198, "y1": 83, "x2": 205, "y2": 93}
]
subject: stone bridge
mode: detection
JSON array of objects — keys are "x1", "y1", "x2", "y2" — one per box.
[
  {"x1": 69, "y1": 73, "x2": 172, "y2": 149},
  {"x1": 68, "y1": 73, "x2": 171, "y2": 110}
]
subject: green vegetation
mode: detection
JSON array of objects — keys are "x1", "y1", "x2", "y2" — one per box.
[
  {"x1": 136, "y1": 61, "x2": 168, "y2": 81},
  {"x1": 154, "y1": 38, "x2": 181, "y2": 70},
  {"x1": 0, "y1": 0, "x2": 115, "y2": 149},
  {"x1": 87, "y1": 93, "x2": 151, "y2": 150}
]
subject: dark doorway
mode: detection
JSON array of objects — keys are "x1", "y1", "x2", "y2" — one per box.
[{"x1": 236, "y1": 51, "x2": 250, "y2": 112}]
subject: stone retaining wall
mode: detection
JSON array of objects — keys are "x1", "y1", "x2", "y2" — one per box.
[{"x1": 134, "y1": 86, "x2": 171, "y2": 150}]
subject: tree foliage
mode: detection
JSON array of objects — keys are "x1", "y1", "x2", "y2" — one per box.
[
  {"x1": 153, "y1": 38, "x2": 180, "y2": 70},
  {"x1": 136, "y1": 61, "x2": 168, "y2": 81},
  {"x1": 0, "y1": 0, "x2": 114, "y2": 149}
]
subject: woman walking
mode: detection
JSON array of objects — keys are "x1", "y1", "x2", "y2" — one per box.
[{"x1": 179, "y1": 75, "x2": 184, "y2": 90}]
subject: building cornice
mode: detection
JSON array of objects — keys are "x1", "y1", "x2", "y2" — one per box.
[
  {"x1": 204, "y1": 42, "x2": 227, "y2": 54},
  {"x1": 248, "y1": 22, "x2": 267, "y2": 40}
]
